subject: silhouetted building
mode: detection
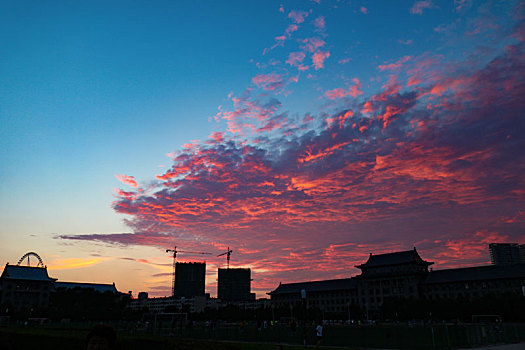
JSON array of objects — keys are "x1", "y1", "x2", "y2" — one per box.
[
  {"x1": 489, "y1": 243, "x2": 524, "y2": 265},
  {"x1": 217, "y1": 268, "x2": 253, "y2": 302},
  {"x1": 0, "y1": 264, "x2": 56, "y2": 309},
  {"x1": 420, "y1": 263, "x2": 525, "y2": 300},
  {"x1": 174, "y1": 262, "x2": 205, "y2": 298},
  {"x1": 269, "y1": 278, "x2": 357, "y2": 313},
  {"x1": 55, "y1": 281, "x2": 118, "y2": 293},
  {"x1": 269, "y1": 248, "x2": 525, "y2": 315},
  {"x1": 127, "y1": 295, "x2": 207, "y2": 313},
  {"x1": 355, "y1": 248, "x2": 433, "y2": 311}
]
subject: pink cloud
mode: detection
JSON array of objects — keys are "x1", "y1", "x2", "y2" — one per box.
[
  {"x1": 398, "y1": 39, "x2": 413, "y2": 45},
  {"x1": 285, "y1": 24, "x2": 298, "y2": 37},
  {"x1": 410, "y1": 0, "x2": 436, "y2": 15},
  {"x1": 378, "y1": 55, "x2": 411, "y2": 71},
  {"x1": 454, "y1": 0, "x2": 472, "y2": 12},
  {"x1": 252, "y1": 73, "x2": 284, "y2": 91},
  {"x1": 300, "y1": 37, "x2": 325, "y2": 53},
  {"x1": 288, "y1": 10, "x2": 309, "y2": 24},
  {"x1": 208, "y1": 132, "x2": 224, "y2": 143},
  {"x1": 314, "y1": 16, "x2": 325, "y2": 30},
  {"x1": 115, "y1": 174, "x2": 138, "y2": 188},
  {"x1": 312, "y1": 50, "x2": 330, "y2": 69},
  {"x1": 325, "y1": 78, "x2": 362, "y2": 99},
  {"x1": 64, "y1": 38, "x2": 525, "y2": 298},
  {"x1": 286, "y1": 51, "x2": 306, "y2": 67}
]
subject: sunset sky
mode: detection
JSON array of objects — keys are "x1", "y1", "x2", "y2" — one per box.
[{"x1": 1, "y1": 0, "x2": 524, "y2": 298}]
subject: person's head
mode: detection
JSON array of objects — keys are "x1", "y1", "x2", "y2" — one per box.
[{"x1": 86, "y1": 324, "x2": 116, "y2": 350}]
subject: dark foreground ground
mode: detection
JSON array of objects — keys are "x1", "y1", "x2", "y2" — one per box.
[
  {"x1": 0, "y1": 326, "x2": 343, "y2": 350},
  {"x1": 2, "y1": 324, "x2": 525, "y2": 350}
]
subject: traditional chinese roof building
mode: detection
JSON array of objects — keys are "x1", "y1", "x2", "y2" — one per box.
[
  {"x1": 269, "y1": 248, "x2": 525, "y2": 317},
  {"x1": 0, "y1": 264, "x2": 56, "y2": 309}
]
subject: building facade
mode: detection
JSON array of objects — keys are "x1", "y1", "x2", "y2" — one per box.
[
  {"x1": 269, "y1": 278, "x2": 357, "y2": 313},
  {"x1": 489, "y1": 243, "x2": 524, "y2": 265},
  {"x1": 217, "y1": 268, "x2": 253, "y2": 302},
  {"x1": 0, "y1": 262, "x2": 121, "y2": 310},
  {"x1": 0, "y1": 264, "x2": 56, "y2": 309},
  {"x1": 174, "y1": 262, "x2": 206, "y2": 298},
  {"x1": 420, "y1": 263, "x2": 525, "y2": 300},
  {"x1": 269, "y1": 248, "x2": 525, "y2": 316},
  {"x1": 127, "y1": 295, "x2": 208, "y2": 313},
  {"x1": 355, "y1": 249, "x2": 433, "y2": 311}
]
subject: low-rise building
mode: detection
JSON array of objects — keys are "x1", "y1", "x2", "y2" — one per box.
[
  {"x1": 0, "y1": 264, "x2": 56, "y2": 309},
  {"x1": 269, "y1": 248, "x2": 525, "y2": 315}
]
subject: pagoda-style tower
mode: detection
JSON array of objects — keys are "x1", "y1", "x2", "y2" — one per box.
[{"x1": 355, "y1": 248, "x2": 433, "y2": 312}]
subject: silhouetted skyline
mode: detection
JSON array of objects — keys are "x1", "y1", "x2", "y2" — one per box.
[{"x1": 1, "y1": 0, "x2": 524, "y2": 298}]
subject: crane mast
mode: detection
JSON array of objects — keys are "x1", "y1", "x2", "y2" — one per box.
[
  {"x1": 166, "y1": 246, "x2": 211, "y2": 297},
  {"x1": 217, "y1": 247, "x2": 233, "y2": 269}
]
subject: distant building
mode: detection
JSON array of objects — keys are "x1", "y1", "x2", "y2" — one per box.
[
  {"x1": 0, "y1": 264, "x2": 56, "y2": 309},
  {"x1": 174, "y1": 262, "x2": 206, "y2": 298},
  {"x1": 489, "y1": 243, "x2": 524, "y2": 265},
  {"x1": 355, "y1": 248, "x2": 433, "y2": 311},
  {"x1": 269, "y1": 248, "x2": 525, "y2": 316},
  {"x1": 217, "y1": 268, "x2": 253, "y2": 302},
  {"x1": 55, "y1": 281, "x2": 118, "y2": 293},
  {"x1": 0, "y1": 259, "x2": 121, "y2": 310},
  {"x1": 269, "y1": 278, "x2": 357, "y2": 313},
  {"x1": 127, "y1": 295, "x2": 207, "y2": 313},
  {"x1": 420, "y1": 263, "x2": 525, "y2": 300}
]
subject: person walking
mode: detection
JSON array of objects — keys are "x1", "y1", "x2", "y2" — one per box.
[{"x1": 316, "y1": 322, "x2": 323, "y2": 345}]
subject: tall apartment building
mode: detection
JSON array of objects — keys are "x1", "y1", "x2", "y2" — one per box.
[
  {"x1": 217, "y1": 268, "x2": 253, "y2": 301},
  {"x1": 489, "y1": 243, "x2": 524, "y2": 265},
  {"x1": 174, "y1": 262, "x2": 206, "y2": 298}
]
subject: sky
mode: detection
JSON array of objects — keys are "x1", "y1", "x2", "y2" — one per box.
[{"x1": 1, "y1": 0, "x2": 524, "y2": 298}]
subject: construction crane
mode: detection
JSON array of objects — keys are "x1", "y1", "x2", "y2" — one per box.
[
  {"x1": 217, "y1": 247, "x2": 233, "y2": 269},
  {"x1": 166, "y1": 246, "x2": 211, "y2": 297}
]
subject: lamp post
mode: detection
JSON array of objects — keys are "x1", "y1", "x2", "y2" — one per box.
[{"x1": 301, "y1": 289, "x2": 307, "y2": 348}]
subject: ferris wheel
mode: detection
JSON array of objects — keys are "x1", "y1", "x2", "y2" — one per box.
[{"x1": 17, "y1": 252, "x2": 45, "y2": 267}]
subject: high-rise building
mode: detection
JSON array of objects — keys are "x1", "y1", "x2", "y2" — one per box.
[
  {"x1": 174, "y1": 262, "x2": 206, "y2": 298},
  {"x1": 217, "y1": 268, "x2": 252, "y2": 301},
  {"x1": 489, "y1": 243, "x2": 524, "y2": 265}
]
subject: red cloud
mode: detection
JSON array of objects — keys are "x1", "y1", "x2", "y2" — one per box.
[
  {"x1": 115, "y1": 174, "x2": 138, "y2": 188},
  {"x1": 325, "y1": 79, "x2": 362, "y2": 99},
  {"x1": 63, "y1": 41, "x2": 525, "y2": 297}
]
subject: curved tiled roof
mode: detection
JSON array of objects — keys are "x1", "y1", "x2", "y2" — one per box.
[
  {"x1": 356, "y1": 248, "x2": 433, "y2": 268},
  {"x1": 0, "y1": 264, "x2": 56, "y2": 281}
]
